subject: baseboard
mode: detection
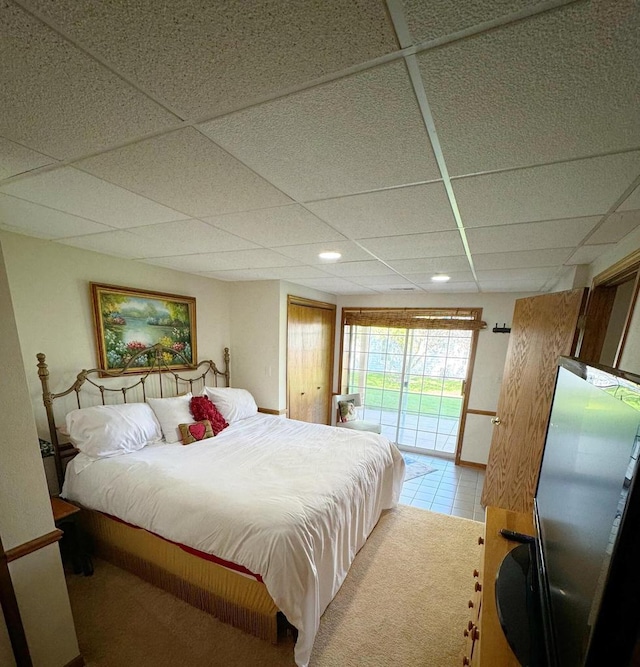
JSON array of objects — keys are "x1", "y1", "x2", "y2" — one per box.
[
  {"x1": 457, "y1": 459, "x2": 487, "y2": 470},
  {"x1": 64, "y1": 654, "x2": 84, "y2": 667}
]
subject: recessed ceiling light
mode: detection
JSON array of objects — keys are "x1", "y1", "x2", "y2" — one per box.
[
  {"x1": 318, "y1": 251, "x2": 342, "y2": 261},
  {"x1": 431, "y1": 274, "x2": 451, "y2": 282}
]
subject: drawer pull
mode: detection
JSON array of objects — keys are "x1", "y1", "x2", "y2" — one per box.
[
  {"x1": 478, "y1": 536, "x2": 484, "y2": 545},
  {"x1": 468, "y1": 600, "x2": 474, "y2": 608},
  {"x1": 472, "y1": 627, "x2": 480, "y2": 641},
  {"x1": 473, "y1": 569, "x2": 479, "y2": 578},
  {"x1": 475, "y1": 582, "x2": 482, "y2": 592},
  {"x1": 468, "y1": 620, "x2": 474, "y2": 631},
  {"x1": 463, "y1": 658, "x2": 470, "y2": 666}
]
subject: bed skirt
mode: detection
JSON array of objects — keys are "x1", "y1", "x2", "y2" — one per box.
[{"x1": 80, "y1": 509, "x2": 280, "y2": 643}]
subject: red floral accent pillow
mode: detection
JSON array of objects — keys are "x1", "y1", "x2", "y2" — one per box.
[{"x1": 190, "y1": 396, "x2": 229, "y2": 435}]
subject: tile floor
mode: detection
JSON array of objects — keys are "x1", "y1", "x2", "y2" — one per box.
[{"x1": 399, "y1": 450, "x2": 485, "y2": 522}]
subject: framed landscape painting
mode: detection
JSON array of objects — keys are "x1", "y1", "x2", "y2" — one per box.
[{"x1": 91, "y1": 283, "x2": 197, "y2": 372}]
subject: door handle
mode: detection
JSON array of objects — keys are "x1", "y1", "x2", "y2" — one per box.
[
  {"x1": 491, "y1": 417, "x2": 501, "y2": 425},
  {"x1": 301, "y1": 392, "x2": 305, "y2": 395}
]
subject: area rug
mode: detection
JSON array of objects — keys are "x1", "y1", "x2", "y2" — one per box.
[
  {"x1": 403, "y1": 453, "x2": 437, "y2": 481},
  {"x1": 66, "y1": 506, "x2": 482, "y2": 667}
]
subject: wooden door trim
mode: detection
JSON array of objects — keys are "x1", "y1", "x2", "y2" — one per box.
[
  {"x1": 454, "y1": 316, "x2": 482, "y2": 466},
  {"x1": 581, "y1": 247, "x2": 640, "y2": 367},
  {"x1": 287, "y1": 295, "x2": 335, "y2": 311}
]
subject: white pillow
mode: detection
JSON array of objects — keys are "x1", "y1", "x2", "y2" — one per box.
[
  {"x1": 147, "y1": 393, "x2": 193, "y2": 444},
  {"x1": 65, "y1": 403, "x2": 163, "y2": 460},
  {"x1": 203, "y1": 387, "x2": 257, "y2": 422}
]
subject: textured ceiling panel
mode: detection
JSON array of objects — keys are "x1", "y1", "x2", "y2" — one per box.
[
  {"x1": 199, "y1": 61, "x2": 440, "y2": 201},
  {"x1": 318, "y1": 261, "x2": 396, "y2": 278},
  {"x1": 586, "y1": 210, "x2": 640, "y2": 245},
  {"x1": 0, "y1": 137, "x2": 54, "y2": 180},
  {"x1": 0, "y1": 193, "x2": 111, "y2": 239},
  {"x1": 387, "y1": 255, "x2": 471, "y2": 273},
  {"x1": 129, "y1": 220, "x2": 257, "y2": 258},
  {"x1": 0, "y1": 168, "x2": 187, "y2": 227},
  {"x1": 58, "y1": 230, "x2": 144, "y2": 259},
  {"x1": 360, "y1": 231, "x2": 465, "y2": 259},
  {"x1": 24, "y1": 0, "x2": 398, "y2": 119},
  {"x1": 0, "y1": 1, "x2": 176, "y2": 159},
  {"x1": 472, "y1": 247, "x2": 573, "y2": 270},
  {"x1": 287, "y1": 277, "x2": 376, "y2": 294},
  {"x1": 403, "y1": 269, "x2": 475, "y2": 283},
  {"x1": 203, "y1": 265, "x2": 332, "y2": 282},
  {"x1": 416, "y1": 281, "x2": 479, "y2": 293},
  {"x1": 619, "y1": 184, "x2": 640, "y2": 212},
  {"x1": 418, "y1": 0, "x2": 640, "y2": 175},
  {"x1": 306, "y1": 182, "x2": 455, "y2": 239},
  {"x1": 565, "y1": 244, "x2": 615, "y2": 265},
  {"x1": 401, "y1": 0, "x2": 538, "y2": 43},
  {"x1": 146, "y1": 248, "x2": 302, "y2": 273},
  {"x1": 478, "y1": 279, "x2": 547, "y2": 292},
  {"x1": 273, "y1": 240, "x2": 373, "y2": 264},
  {"x1": 476, "y1": 266, "x2": 558, "y2": 282},
  {"x1": 454, "y1": 153, "x2": 640, "y2": 227},
  {"x1": 203, "y1": 205, "x2": 344, "y2": 247},
  {"x1": 351, "y1": 274, "x2": 416, "y2": 286},
  {"x1": 77, "y1": 128, "x2": 291, "y2": 217},
  {"x1": 466, "y1": 218, "x2": 600, "y2": 254}
]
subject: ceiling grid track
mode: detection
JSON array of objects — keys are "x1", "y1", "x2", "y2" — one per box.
[{"x1": 386, "y1": 0, "x2": 480, "y2": 289}]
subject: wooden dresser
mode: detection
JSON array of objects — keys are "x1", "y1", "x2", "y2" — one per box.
[{"x1": 463, "y1": 506, "x2": 535, "y2": 666}]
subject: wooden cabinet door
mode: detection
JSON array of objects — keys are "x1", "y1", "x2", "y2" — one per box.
[
  {"x1": 287, "y1": 297, "x2": 335, "y2": 424},
  {"x1": 481, "y1": 289, "x2": 587, "y2": 513}
]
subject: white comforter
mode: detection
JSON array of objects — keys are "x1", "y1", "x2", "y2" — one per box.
[{"x1": 62, "y1": 414, "x2": 405, "y2": 666}]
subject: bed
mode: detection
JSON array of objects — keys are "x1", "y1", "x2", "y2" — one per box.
[{"x1": 38, "y1": 344, "x2": 405, "y2": 667}]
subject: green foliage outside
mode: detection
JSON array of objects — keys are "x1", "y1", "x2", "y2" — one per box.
[{"x1": 351, "y1": 370, "x2": 463, "y2": 418}]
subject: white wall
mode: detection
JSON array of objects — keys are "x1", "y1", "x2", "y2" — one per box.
[
  {"x1": 334, "y1": 291, "x2": 535, "y2": 464},
  {"x1": 0, "y1": 231, "x2": 232, "y2": 439},
  {"x1": 229, "y1": 280, "x2": 281, "y2": 409},
  {"x1": 0, "y1": 239, "x2": 79, "y2": 666}
]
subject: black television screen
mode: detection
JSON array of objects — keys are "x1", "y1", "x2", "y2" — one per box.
[{"x1": 534, "y1": 358, "x2": 640, "y2": 666}]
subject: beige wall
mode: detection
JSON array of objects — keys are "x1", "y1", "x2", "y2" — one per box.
[
  {"x1": 0, "y1": 231, "x2": 232, "y2": 440},
  {"x1": 334, "y1": 291, "x2": 535, "y2": 465},
  {"x1": 0, "y1": 239, "x2": 79, "y2": 666}
]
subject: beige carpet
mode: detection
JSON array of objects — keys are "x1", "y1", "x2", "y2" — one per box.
[{"x1": 66, "y1": 505, "x2": 483, "y2": 666}]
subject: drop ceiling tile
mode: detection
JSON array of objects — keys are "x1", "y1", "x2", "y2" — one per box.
[
  {"x1": 401, "y1": 0, "x2": 539, "y2": 43},
  {"x1": 472, "y1": 248, "x2": 573, "y2": 270},
  {"x1": 360, "y1": 231, "x2": 465, "y2": 260},
  {"x1": 289, "y1": 277, "x2": 376, "y2": 295},
  {"x1": 202, "y1": 205, "x2": 343, "y2": 247},
  {"x1": 145, "y1": 248, "x2": 301, "y2": 273},
  {"x1": 129, "y1": 220, "x2": 257, "y2": 258},
  {"x1": 27, "y1": 0, "x2": 397, "y2": 119},
  {"x1": 387, "y1": 255, "x2": 471, "y2": 273},
  {"x1": 478, "y1": 279, "x2": 547, "y2": 292},
  {"x1": 58, "y1": 230, "x2": 143, "y2": 259},
  {"x1": 0, "y1": 194, "x2": 112, "y2": 239},
  {"x1": 454, "y1": 153, "x2": 640, "y2": 228},
  {"x1": 415, "y1": 281, "x2": 479, "y2": 293},
  {"x1": 0, "y1": 167, "x2": 188, "y2": 227},
  {"x1": 418, "y1": 1, "x2": 640, "y2": 175},
  {"x1": 0, "y1": 2, "x2": 176, "y2": 159},
  {"x1": 319, "y1": 261, "x2": 396, "y2": 278},
  {"x1": 565, "y1": 245, "x2": 616, "y2": 265},
  {"x1": 0, "y1": 137, "x2": 55, "y2": 180},
  {"x1": 273, "y1": 241, "x2": 372, "y2": 265},
  {"x1": 200, "y1": 61, "x2": 440, "y2": 201},
  {"x1": 202, "y1": 266, "x2": 331, "y2": 282},
  {"x1": 77, "y1": 128, "x2": 291, "y2": 217},
  {"x1": 476, "y1": 267, "x2": 558, "y2": 282},
  {"x1": 586, "y1": 210, "x2": 640, "y2": 245},
  {"x1": 353, "y1": 274, "x2": 416, "y2": 287},
  {"x1": 405, "y1": 270, "x2": 475, "y2": 283},
  {"x1": 466, "y1": 218, "x2": 600, "y2": 255},
  {"x1": 618, "y1": 184, "x2": 640, "y2": 212},
  {"x1": 306, "y1": 183, "x2": 455, "y2": 239}
]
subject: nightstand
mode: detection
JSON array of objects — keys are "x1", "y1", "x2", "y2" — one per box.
[{"x1": 50, "y1": 497, "x2": 93, "y2": 576}]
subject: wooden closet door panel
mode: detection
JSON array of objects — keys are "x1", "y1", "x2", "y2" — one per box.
[
  {"x1": 287, "y1": 299, "x2": 335, "y2": 424},
  {"x1": 481, "y1": 288, "x2": 587, "y2": 513}
]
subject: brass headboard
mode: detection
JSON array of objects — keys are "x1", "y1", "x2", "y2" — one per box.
[{"x1": 37, "y1": 344, "x2": 230, "y2": 486}]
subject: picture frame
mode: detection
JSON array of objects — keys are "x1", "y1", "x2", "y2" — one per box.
[{"x1": 90, "y1": 283, "x2": 197, "y2": 372}]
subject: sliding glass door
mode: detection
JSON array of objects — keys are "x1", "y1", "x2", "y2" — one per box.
[{"x1": 341, "y1": 309, "x2": 481, "y2": 457}]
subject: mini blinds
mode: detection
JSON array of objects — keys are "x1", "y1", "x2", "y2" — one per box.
[{"x1": 342, "y1": 308, "x2": 486, "y2": 331}]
